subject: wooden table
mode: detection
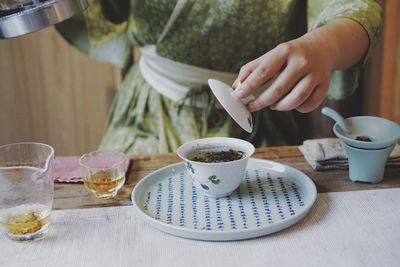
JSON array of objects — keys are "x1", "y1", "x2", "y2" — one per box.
[
  {"x1": 4, "y1": 146, "x2": 399, "y2": 267},
  {"x1": 53, "y1": 146, "x2": 400, "y2": 210}
]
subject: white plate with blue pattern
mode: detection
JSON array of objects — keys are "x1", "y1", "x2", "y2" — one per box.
[{"x1": 131, "y1": 158, "x2": 317, "y2": 241}]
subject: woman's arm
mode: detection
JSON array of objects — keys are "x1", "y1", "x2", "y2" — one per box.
[{"x1": 233, "y1": 18, "x2": 370, "y2": 113}]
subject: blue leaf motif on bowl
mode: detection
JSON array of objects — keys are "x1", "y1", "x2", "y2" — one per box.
[
  {"x1": 200, "y1": 184, "x2": 209, "y2": 190},
  {"x1": 185, "y1": 162, "x2": 195, "y2": 174},
  {"x1": 208, "y1": 175, "x2": 220, "y2": 184}
]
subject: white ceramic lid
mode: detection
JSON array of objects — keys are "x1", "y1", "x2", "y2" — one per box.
[{"x1": 208, "y1": 79, "x2": 253, "y2": 133}]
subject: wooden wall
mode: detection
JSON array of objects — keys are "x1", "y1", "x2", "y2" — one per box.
[
  {"x1": 0, "y1": 28, "x2": 120, "y2": 155},
  {"x1": 377, "y1": 0, "x2": 400, "y2": 122},
  {"x1": 362, "y1": 0, "x2": 400, "y2": 123}
]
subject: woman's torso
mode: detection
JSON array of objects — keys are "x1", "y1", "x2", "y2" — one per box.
[{"x1": 128, "y1": 0, "x2": 306, "y2": 72}]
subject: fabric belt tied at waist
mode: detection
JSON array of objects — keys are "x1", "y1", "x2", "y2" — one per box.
[{"x1": 138, "y1": 45, "x2": 238, "y2": 107}]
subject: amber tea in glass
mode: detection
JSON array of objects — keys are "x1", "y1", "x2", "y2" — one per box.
[
  {"x1": 80, "y1": 151, "x2": 127, "y2": 199},
  {"x1": 0, "y1": 205, "x2": 50, "y2": 237}
]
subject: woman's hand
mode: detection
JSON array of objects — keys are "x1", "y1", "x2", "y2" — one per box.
[{"x1": 233, "y1": 18, "x2": 369, "y2": 113}]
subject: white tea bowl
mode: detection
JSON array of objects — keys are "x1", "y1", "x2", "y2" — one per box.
[{"x1": 176, "y1": 137, "x2": 255, "y2": 197}]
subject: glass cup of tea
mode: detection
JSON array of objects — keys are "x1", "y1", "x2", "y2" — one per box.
[
  {"x1": 79, "y1": 151, "x2": 128, "y2": 199},
  {"x1": 0, "y1": 142, "x2": 54, "y2": 242}
]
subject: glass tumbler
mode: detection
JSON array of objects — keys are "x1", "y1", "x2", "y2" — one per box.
[
  {"x1": 79, "y1": 151, "x2": 127, "y2": 199},
  {"x1": 0, "y1": 142, "x2": 54, "y2": 242}
]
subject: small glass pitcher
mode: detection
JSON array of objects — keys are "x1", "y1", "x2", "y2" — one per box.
[{"x1": 0, "y1": 142, "x2": 54, "y2": 242}]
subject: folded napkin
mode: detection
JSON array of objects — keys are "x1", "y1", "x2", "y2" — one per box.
[
  {"x1": 54, "y1": 156, "x2": 83, "y2": 183},
  {"x1": 54, "y1": 156, "x2": 131, "y2": 183},
  {"x1": 299, "y1": 138, "x2": 400, "y2": 171}
]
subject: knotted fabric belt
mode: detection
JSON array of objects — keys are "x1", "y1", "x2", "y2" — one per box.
[{"x1": 139, "y1": 45, "x2": 238, "y2": 107}]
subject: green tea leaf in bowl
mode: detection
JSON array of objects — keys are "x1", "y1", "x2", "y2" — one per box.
[
  {"x1": 355, "y1": 135, "x2": 373, "y2": 142},
  {"x1": 190, "y1": 149, "x2": 245, "y2": 163}
]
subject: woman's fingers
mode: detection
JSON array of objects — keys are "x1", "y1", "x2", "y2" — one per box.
[
  {"x1": 296, "y1": 82, "x2": 329, "y2": 113},
  {"x1": 270, "y1": 74, "x2": 317, "y2": 111},
  {"x1": 233, "y1": 36, "x2": 336, "y2": 113},
  {"x1": 234, "y1": 45, "x2": 288, "y2": 98},
  {"x1": 246, "y1": 57, "x2": 308, "y2": 112},
  {"x1": 232, "y1": 59, "x2": 260, "y2": 89}
]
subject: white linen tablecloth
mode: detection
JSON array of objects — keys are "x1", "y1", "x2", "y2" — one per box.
[{"x1": 1, "y1": 188, "x2": 400, "y2": 267}]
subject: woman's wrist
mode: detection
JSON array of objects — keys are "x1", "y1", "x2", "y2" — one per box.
[
  {"x1": 306, "y1": 18, "x2": 369, "y2": 70},
  {"x1": 298, "y1": 27, "x2": 338, "y2": 72}
]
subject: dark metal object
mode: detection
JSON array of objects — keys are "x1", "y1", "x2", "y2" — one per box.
[{"x1": 0, "y1": 0, "x2": 88, "y2": 39}]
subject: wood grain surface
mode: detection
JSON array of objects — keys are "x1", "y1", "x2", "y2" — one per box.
[
  {"x1": 0, "y1": 28, "x2": 120, "y2": 155},
  {"x1": 379, "y1": 0, "x2": 400, "y2": 122},
  {"x1": 53, "y1": 146, "x2": 400, "y2": 210}
]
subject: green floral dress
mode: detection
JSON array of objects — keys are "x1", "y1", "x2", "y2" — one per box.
[{"x1": 57, "y1": 0, "x2": 382, "y2": 154}]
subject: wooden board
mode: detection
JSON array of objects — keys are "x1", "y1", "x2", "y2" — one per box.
[
  {"x1": 53, "y1": 146, "x2": 400, "y2": 210},
  {"x1": 0, "y1": 28, "x2": 120, "y2": 155},
  {"x1": 362, "y1": 0, "x2": 400, "y2": 123},
  {"x1": 379, "y1": 0, "x2": 400, "y2": 122}
]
